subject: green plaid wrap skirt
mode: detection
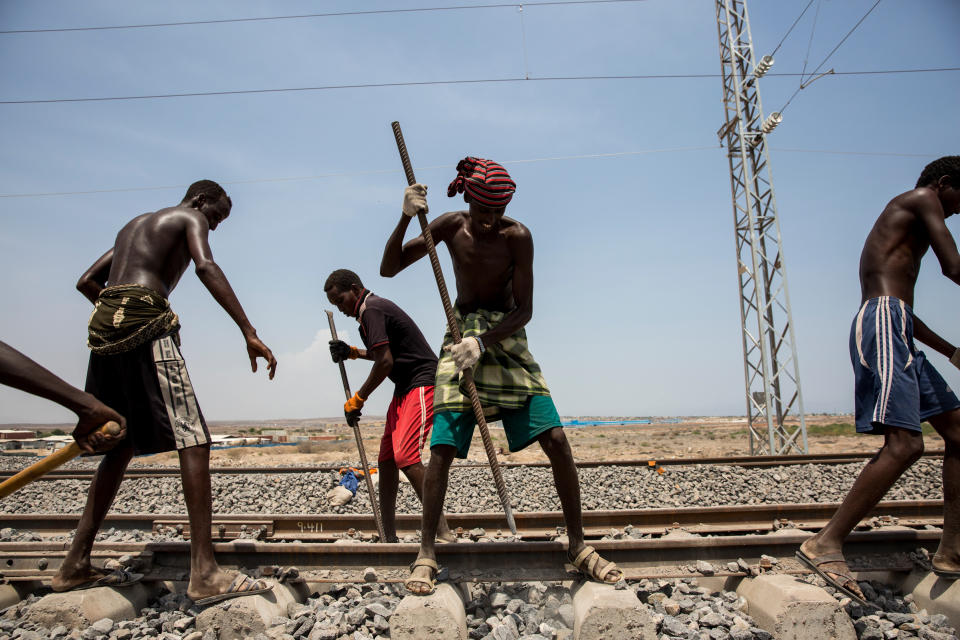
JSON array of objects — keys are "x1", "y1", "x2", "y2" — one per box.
[{"x1": 433, "y1": 307, "x2": 551, "y2": 415}]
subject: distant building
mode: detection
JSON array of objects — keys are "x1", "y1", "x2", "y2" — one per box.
[
  {"x1": 39, "y1": 436, "x2": 73, "y2": 451},
  {"x1": 0, "y1": 430, "x2": 36, "y2": 440}
]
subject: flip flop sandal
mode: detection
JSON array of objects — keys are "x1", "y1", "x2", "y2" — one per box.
[
  {"x1": 795, "y1": 549, "x2": 869, "y2": 606},
  {"x1": 932, "y1": 565, "x2": 960, "y2": 579},
  {"x1": 404, "y1": 558, "x2": 438, "y2": 595},
  {"x1": 570, "y1": 545, "x2": 621, "y2": 584},
  {"x1": 192, "y1": 574, "x2": 273, "y2": 607},
  {"x1": 56, "y1": 568, "x2": 144, "y2": 592}
]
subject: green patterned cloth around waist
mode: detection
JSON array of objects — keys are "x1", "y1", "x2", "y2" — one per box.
[
  {"x1": 434, "y1": 307, "x2": 551, "y2": 414},
  {"x1": 87, "y1": 284, "x2": 180, "y2": 355}
]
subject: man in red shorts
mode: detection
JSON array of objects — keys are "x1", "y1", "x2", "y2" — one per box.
[{"x1": 325, "y1": 269, "x2": 454, "y2": 543}]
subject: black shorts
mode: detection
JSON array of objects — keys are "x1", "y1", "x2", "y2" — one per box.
[{"x1": 85, "y1": 331, "x2": 210, "y2": 455}]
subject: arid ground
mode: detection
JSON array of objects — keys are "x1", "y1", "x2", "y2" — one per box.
[{"x1": 103, "y1": 413, "x2": 933, "y2": 467}]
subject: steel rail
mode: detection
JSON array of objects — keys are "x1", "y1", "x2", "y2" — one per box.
[
  {"x1": 0, "y1": 450, "x2": 943, "y2": 481},
  {"x1": 0, "y1": 527, "x2": 935, "y2": 584},
  {"x1": 0, "y1": 500, "x2": 942, "y2": 541}
]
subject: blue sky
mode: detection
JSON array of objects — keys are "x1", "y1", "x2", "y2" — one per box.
[{"x1": 1, "y1": 0, "x2": 958, "y2": 424}]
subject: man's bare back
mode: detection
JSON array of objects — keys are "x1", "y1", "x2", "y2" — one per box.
[
  {"x1": 108, "y1": 207, "x2": 217, "y2": 298},
  {"x1": 859, "y1": 186, "x2": 960, "y2": 306}
]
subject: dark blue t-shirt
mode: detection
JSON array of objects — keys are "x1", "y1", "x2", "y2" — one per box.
[{"x1": 358, "y1": 293, "x2": 437, "y2": 396}]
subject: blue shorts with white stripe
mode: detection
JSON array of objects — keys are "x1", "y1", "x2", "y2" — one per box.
[{"x1": 849, "y1": 296, "x2": 960, "y2": 434}]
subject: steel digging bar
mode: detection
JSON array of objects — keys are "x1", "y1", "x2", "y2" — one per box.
[
  {"x1": 390, "y1": 120, "x2": 518, "y2": 535},
  {"x1": 326, "y1": 310, "x2": 387, "y2": 542}
]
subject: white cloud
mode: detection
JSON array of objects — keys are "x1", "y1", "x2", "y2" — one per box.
[{"x1": 195, "y1": 327, "x2": 395, "y2": 421}]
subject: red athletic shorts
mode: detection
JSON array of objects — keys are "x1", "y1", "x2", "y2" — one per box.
[{"x1": 379, "y1": 385, "x2": 433, "y2": 468}]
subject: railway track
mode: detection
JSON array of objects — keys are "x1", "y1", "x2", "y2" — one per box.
[
  {"x1": 0, "y1": 499, "x2": 943, "y2": 540},
  {"x1": 0, "y1": 500, "x2": 941, "y2": 583},
  {"x1": 0, "y1": 450, "x2": 943, "y2": 481}
]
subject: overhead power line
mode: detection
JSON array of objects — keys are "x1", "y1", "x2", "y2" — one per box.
[
  {"x1": 799, "y1": 0, "x2": 823, "y2": 81},
  {"x1": 770, "y1": 0, "x2": 816, "y2": 57},
  {"x1": 773, "y1": 148, "x2": 932, "y2": 158},
  {"x1": 805, "y1": 0, "x2": 883, "y2": 81},
  {"x1": 0, "y1": 146, "x2": 939, "y2": 199},
  {"x1": 779, "y1": 0, "x2": 884, "y2": 115},
  {"x1": 0, "y1": 0, "x2": 647, "y2": 35},
  {"x1": 1, "y1": 67, "x2": 955, "y2": 106}
]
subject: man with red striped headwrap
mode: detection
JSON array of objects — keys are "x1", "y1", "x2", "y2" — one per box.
[
  {"x1": 446, "y1": 156, "x2": 517, "y2": 207},
  {"x1": 382, "y1": 157, "x2": 621, "y2": 594}
]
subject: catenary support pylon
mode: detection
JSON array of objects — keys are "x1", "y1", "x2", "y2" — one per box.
[{"x1": 715, "y1": 0, "x2": 808, "y2": 454}]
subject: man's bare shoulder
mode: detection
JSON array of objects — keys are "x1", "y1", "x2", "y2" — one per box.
[
  {"x1": 501, "y1": 216, "x2": 531, "y2": 242},
  {"x1": 120, "y1": 205, "x2": 199, "y2": 229},
  {"x1": 152, "y1": 204, "x2": 206, "y2": 225},
  {"x1": 432, "y1": 210, "x2": 470, "y2": 238},
  {"x1": 115, "y1": 206, "x2": 206, "y2": 250},
  {"x1": 436, "y1": 210, "x2": 469, "y2": 226},
  {"x1": 885, "y1": 187, "x2": 941, "y2": 218}
]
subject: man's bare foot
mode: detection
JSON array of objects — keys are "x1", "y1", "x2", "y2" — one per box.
[
  {"x1": 404, "y1": 557, "x2": 438, "y2": 595},
  {"x1": 797, "y1": 538, "x2": 867, "y2": 602},
  {"x1": 437, "y1": 529, "x2": 457, "y2": 543},
  {"x1": 187, "y1": 568, "x2": 248, "y2": 602},
  {"x1": 51, "y1": 564, "x2": 108, "y2": 592}
]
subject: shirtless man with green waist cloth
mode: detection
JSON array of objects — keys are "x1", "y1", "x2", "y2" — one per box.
[
  {"x1": 381, "y1": 157, "x2": 621, "y2": 594},
  {"x1": 54, "y1": 180, "x2": 277, "y2": 606}
]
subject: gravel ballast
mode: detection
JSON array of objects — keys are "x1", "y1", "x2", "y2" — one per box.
[
  {"x1": 0, "y1": 459, "x2": 944, "y2": 516},
  {"x1": 2, "y1": 575, "x2": 955, "y2": 640}
]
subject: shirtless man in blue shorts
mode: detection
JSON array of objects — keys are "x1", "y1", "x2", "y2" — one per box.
[{"x1": 797, "y1": 156, "x2": 960, "y2": 604}]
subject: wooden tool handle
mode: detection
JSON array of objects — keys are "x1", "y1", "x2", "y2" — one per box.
[{"x1": 0, "y1": 421, "x2": 121, "y2": 499}]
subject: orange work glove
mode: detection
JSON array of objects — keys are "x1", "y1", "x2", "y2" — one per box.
[{"x1": 344, "y1": 392, "x2": 365, "y2": 424}]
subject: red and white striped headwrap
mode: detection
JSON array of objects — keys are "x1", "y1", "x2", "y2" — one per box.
[{"x1": 447, "y1": 157, "x2": 516, "y2": 207}]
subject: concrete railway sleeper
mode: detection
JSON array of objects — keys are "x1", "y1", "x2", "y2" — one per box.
[
  {"x1": 0, "y1": 503, "x2": 955, "y2": 637},
  {"x1": 2, "y1": 502, "x2": 954, "y2": 637},
  {"x1": 0, "y1": 532, "x2": 958, "y2": 639}
]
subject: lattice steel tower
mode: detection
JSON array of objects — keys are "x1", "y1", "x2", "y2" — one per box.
[{"x1": 715, "y1": 0, "x2": 808, "y2": 454}]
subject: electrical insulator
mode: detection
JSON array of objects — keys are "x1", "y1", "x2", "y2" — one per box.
[
  {"x1": 754, "y1": 55, "x2": 774, "y2": 78},
  {"x1": 760, "y1": 112, "x2": 782, "y2": 134}
]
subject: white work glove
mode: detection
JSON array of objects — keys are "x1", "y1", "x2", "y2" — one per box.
[
  {"x1": 402, "y1": 184, "x2": 428, "y2": 217},
  {"x1": 444, "y1": 336, "x2": 483, "y2": 373},
  {"x1": 951, "y1": 348, "x2": 960, "y2": 370}
]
